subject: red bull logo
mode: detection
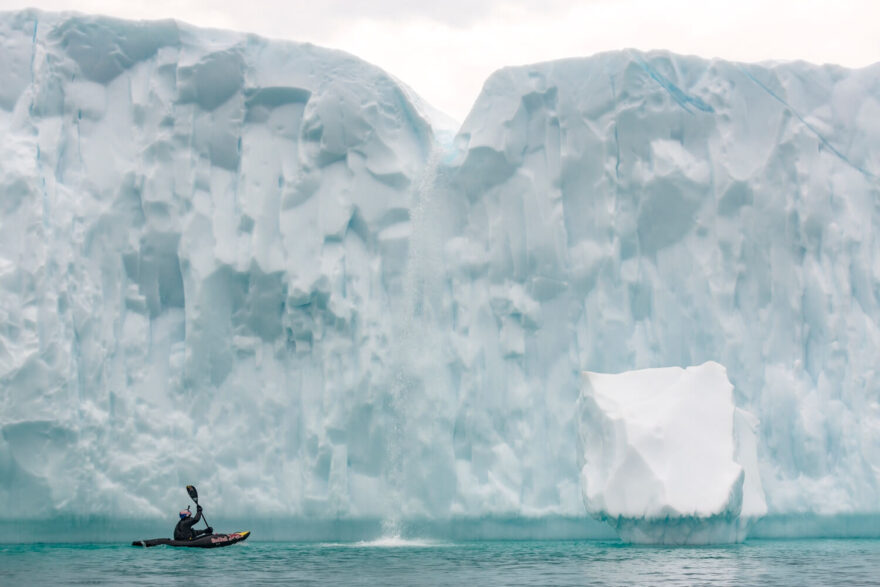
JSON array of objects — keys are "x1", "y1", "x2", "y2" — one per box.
[{"x1": 209, "y1": 531, "x2": 248, "y2": 544}]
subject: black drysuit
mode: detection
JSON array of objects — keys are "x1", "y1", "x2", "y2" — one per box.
[{"x1": 174, "y1": 509, "x2": 211, "y2": 541}]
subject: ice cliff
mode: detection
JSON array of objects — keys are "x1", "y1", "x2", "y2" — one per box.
[
  {"x1": 579, "y1": 362, "x2": 766, "y2": 543},
  {"x1": 450, "y1": 52, "x2": 879, "y2": 524},
  {"x1": 1, "y1": 10, "x2": 879, "y2": 535},
  {"x1": 0, "y1": 10, "x2": 437, "y2": 520}
]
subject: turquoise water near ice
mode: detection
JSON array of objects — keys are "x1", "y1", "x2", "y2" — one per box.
[{"x1": 3, "y1": 538, "x2": 880, "y2": 586}]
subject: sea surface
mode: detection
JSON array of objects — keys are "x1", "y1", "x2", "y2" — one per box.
[{"x1": 2, "y1": 537, "x2": 879, "y2": 586}]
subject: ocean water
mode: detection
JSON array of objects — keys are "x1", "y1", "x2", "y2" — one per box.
[{"x1": 2, "y1": 538, "x2": 879, "y2": 586}]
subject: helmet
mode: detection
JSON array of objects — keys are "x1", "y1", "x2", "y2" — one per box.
[{"x1": 179, "y1": 507, "x2": 192, "y2": 519}]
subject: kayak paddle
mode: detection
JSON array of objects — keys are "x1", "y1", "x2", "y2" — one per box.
[{"x1": 186, "y1": 484, "x2": 211, "y2": 530}]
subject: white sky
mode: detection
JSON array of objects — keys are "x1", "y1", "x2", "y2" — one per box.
[{"x1": 1, "y1": 0, "x2": 878, "y2": 121}]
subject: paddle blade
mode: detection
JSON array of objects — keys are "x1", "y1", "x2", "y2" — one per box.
[{"x1": 186, "y1": 485, "x2": 199, "y2": 501}]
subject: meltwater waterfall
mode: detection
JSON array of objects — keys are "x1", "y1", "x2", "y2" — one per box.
[{"x1": 380, "y1": 147, "x2": 447, "y2": 539}]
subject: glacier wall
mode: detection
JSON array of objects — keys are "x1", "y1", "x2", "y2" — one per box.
[
  {"x1": 0, "y1": 10, "x2": 440, "y2": 520},
  {"x1": 446, "y1": 53, "x2": 880, "y2": 519},
  {"x1": 1, "y1": 10, "x2": 880, "y2": 532}
]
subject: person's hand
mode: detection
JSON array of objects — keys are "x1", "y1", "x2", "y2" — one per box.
[{"x1": 196, "y1": 504, "x2": 203, "y2": 513}]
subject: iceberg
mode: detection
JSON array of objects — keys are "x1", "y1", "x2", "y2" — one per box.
[
  {"x1": 0, "y1": 9, "x2": 879, "y2": 539},
  {"x1": 578, "y1": 362, "x2": 766, "y2": 544}
]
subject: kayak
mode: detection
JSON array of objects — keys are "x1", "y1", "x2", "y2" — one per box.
[{"x1": 132, "y1": 531, "x2": 250, "y2": 548}]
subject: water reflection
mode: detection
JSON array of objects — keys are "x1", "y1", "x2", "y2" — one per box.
[{"x1": 2, "y1": 539, "x2": 878, "y2": 586}]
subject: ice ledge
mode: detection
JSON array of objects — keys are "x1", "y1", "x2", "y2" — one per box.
[{"x1": 577, "y1": 362, "x2": 766, "y2": 544}]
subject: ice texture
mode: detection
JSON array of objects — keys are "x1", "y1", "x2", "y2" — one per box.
[
  {"x1": 1, "y1": 10, "x2": 880, "y2": 532},
  {"x1": 578, "y1": 362, "x2": 766, "y2": 543},
  {"x1": 448, "y1": 53, "x2": 880, "y2": 522},
  {"x1": 0, "y1": 10, "x2": 435, "y2": 520}
]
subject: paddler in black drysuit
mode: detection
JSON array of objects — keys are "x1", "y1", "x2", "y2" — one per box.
[{"x1": 174, "y1": 505, "x2": 213, "y2": 541}]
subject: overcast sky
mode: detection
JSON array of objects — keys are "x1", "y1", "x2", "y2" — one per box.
[{"x1": 1, "y1": 0, "x2": 878, "y2": 121}]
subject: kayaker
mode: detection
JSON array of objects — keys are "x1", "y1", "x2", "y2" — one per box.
[{"x1": 174, "y1": 505, "x2": 213, "y2": 541}]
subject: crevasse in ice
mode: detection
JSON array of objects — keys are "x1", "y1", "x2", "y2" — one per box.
[{"x1": 1, "y1": 10, "x2": 879, "y2": 531}]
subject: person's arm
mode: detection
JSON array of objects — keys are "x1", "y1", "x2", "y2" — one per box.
[{"x1": 192, "y1": 505, "x2": 212, "y2": 535}]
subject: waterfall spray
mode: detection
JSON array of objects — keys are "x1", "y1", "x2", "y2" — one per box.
[{"x1": 381, "y1": 145, "x2": 448, "y2": 538}]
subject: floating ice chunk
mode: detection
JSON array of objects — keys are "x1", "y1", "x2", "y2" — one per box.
[{"x1": 578, "y1": 361, "x2": 766, "y2": 544}]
